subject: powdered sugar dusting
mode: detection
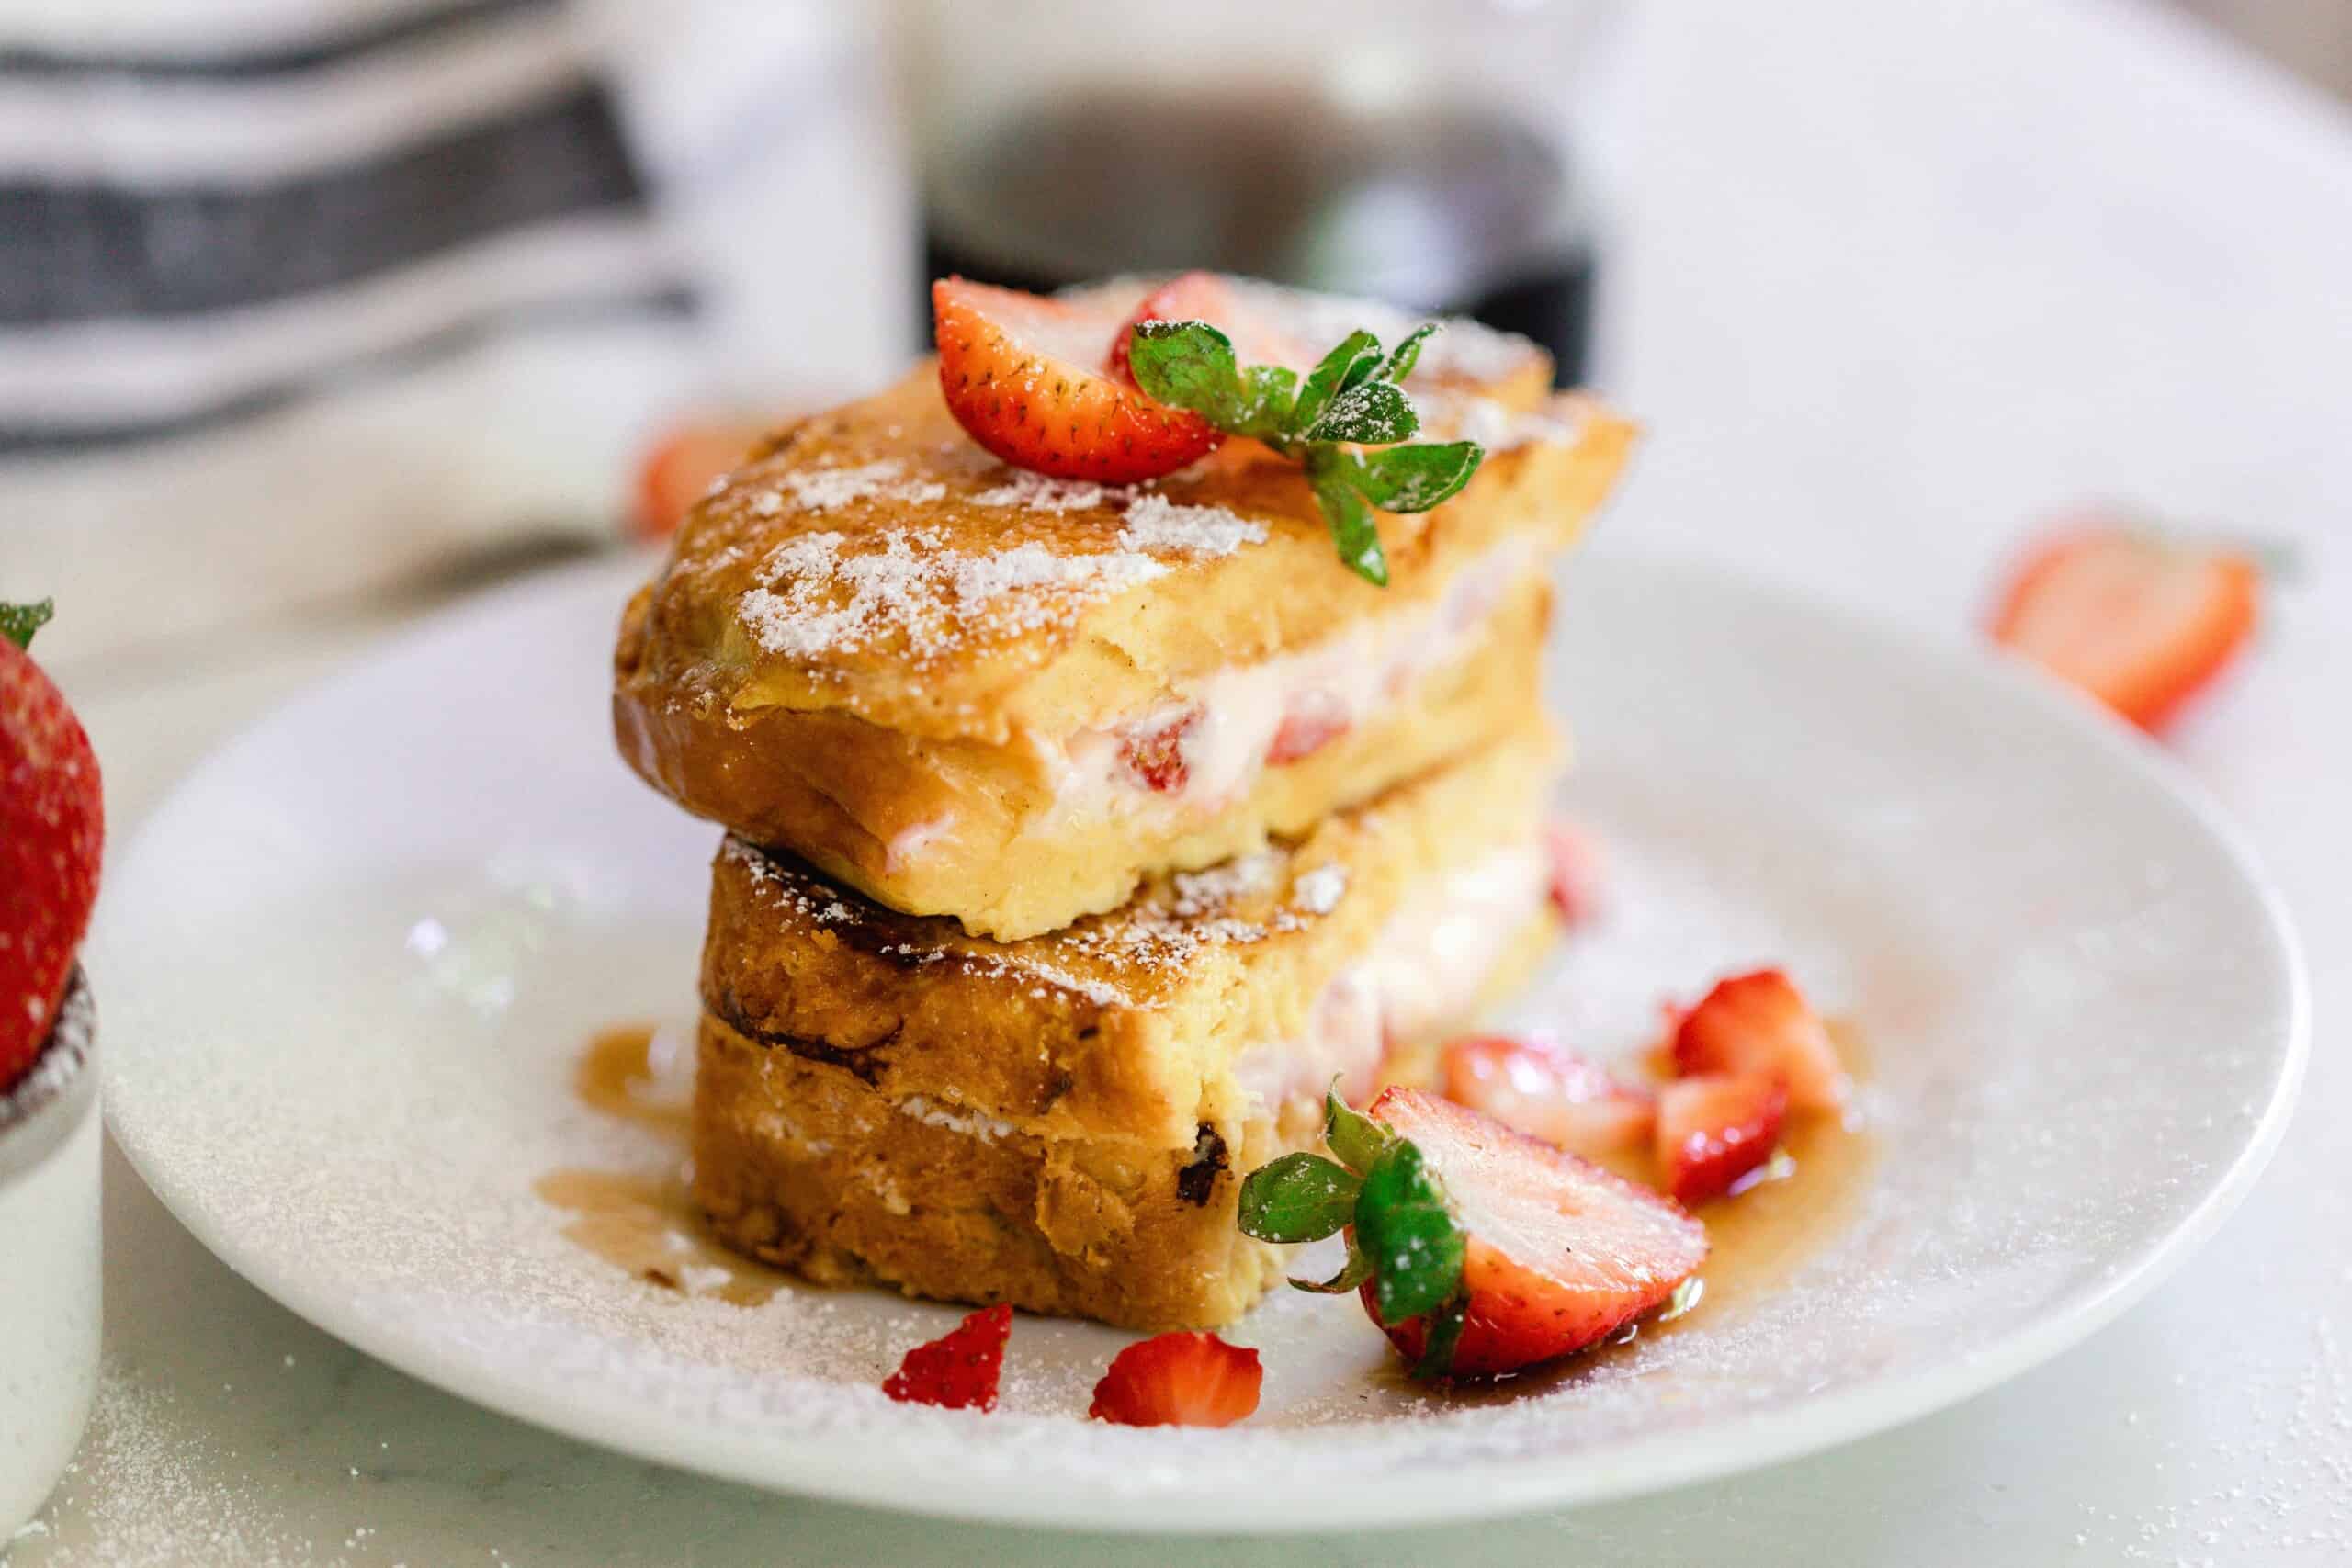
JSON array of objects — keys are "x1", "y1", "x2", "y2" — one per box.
[
  {"x1": 779, "y1": 460, "x2": 947, "y2": 513},
  {"x1": 969, "y1": 472, "x2": 1121, "y2": 513},
  {"x1": 738, "y1": 530, "x2": 1170, "y2": 662},
  {"x1": 1291, "y1": 863, "x2": 1350, "y2": 916},
  {"x1": 1117, "y1": 493, "x2": 1268, "y2": 558}
]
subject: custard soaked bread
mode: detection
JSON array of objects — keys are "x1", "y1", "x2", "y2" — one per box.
[
  {"x1": 616, "y1": 276, "x2": 1634, "y2": 940},
  {"x1": 693, "y1": 713, "x2": 1563, "y2": 1330}
]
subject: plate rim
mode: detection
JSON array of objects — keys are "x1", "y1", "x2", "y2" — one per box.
[{"x1": 96, "y1": 547, "x2": 2312, "y2": 1534}]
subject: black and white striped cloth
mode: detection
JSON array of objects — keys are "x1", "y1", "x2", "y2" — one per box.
[{"x1": 2, "y1": 0, "x2": 904, "y2": 663}]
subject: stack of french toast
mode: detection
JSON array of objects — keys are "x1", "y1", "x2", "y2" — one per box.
[{"x1": 612, "y1": 273, "x2": 1634, "y2": 1331}]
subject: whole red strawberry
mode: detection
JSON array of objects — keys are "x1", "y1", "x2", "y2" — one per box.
[{"x1": 1, "y1": 603, "x2": 103, "y2": 1093}]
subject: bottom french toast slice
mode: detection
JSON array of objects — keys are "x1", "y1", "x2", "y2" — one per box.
[{"x1": 692, "y1": 711, "x2": 1564, "y2": 1330}]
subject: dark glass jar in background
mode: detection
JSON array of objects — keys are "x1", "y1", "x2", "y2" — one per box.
[{"x1": 901, "y1": 0, "x2": 1629, "y2": 385}]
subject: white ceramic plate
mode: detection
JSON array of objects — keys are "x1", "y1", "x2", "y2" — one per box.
[{"x1": 96, "y1": 550, "x2": 2306, "y2": 1534}]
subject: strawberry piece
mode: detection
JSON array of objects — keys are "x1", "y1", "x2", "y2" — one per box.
[
  {"x1": 1672, "y1": 968, "x2": 1849, "y2": 1112},
  {"x1": 1088, "y1": 1331, "x2": 1262, "y2": 1427},
  {"x1": 1542, "y1": 819, "x2": 1603, "y2": 925},
  {"x1": 1106, "y1": 270, "x2": 1304, "y2": 385},
  {"x1": 1363, "y1": 1089, "x2": 1706, "y2": 1378},
  {"x1": 1439, "y1": 1034, "x2": 1655, "y2": 1160},
  {"x1": 1264, "y1": 700, "x2": 1350, "y2": 765},
  {"x1": 1989, "y1": 521, "x2": 2259, "y2": 733},
  {"x1": 933, "y1": 277, "x2": 1223, "y2": 483},
  {"x1": 881, "y1": 1303, "x2": 1012, "y2": 1412},
  {"x1": 1117, "y1": 706, "x2": 1198, "y2": 792},
  {"x1": 632, "y1": 415, "x2": 775, "y2": 542},
  {"x1": 0, "y1": 637, "x2": 103, "y2": 1092},
  {"x1": 1656, "y1": 1074, "x2": 1787, "y2": 1206}
]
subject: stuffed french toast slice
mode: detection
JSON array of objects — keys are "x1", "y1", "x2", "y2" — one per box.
[{"x1": 615, "y1": 274, "x2": 1634, "y2": 940}]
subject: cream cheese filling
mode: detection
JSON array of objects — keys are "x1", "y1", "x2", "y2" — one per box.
[{"x1": 1231, "y1": 837, "x2": 1554, "y2": 1115}]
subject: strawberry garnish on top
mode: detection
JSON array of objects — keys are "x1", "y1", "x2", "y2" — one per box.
[
  {"x1": 1239, "y1": 1087, "x2": 1705, "y2": 1379},
  {"x1": 1125, "y1": 315, "x2": 1483, "y2": 586},
  {"x1": 1088, "y1": 1331, "x2": 1262, "y2": 1427},
  {"x1": 1, "y1": 602, "x2": 103, "y2": 1094},
  {"x1": 881, "y1": 1303, "x2": 1012, "y2": 1412},
  {"x1": 933, "y1": 277, "x2": 1225, "y2": 484},
  {"x1": 1107, "y1": 272, "x2": 1305, "y2": 388},
  {"x1": 1988, "y1": 519, "x2": 2260, "y2": 733},
  {"x1": 1439, "y1": 1033, "x2": 1656, "y2": 1160},
  {"x1": 1673, "y1": 969, "x2": 1849, "y2": 1113}
]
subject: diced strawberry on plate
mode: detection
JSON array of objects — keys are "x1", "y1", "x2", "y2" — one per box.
[
  {"x1": 1439, "y1": 1034, "x2": 1656, "y2": 1160},
  {"x1": 1364, "y1": 1089, "x2": 1706, "y2": 1379},
  {"x1": 1673, "y1": 968, "x2": 1849, "y2": 1112},
  {"x1": 933, "y1": 277, "x2": 1224, "y2": 483},
  {"x1": 1088, "y1": 1331, "x2": 1262, "y2": 1427},
  {"x1": 880, "y1": 1303, "x2": 1012, "y2": 1412},
  {"x1": 1656, "y1": 1073, "x2": 1787, "y2": 1206}
]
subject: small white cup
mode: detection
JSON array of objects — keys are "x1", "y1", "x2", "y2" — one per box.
[{"x1": 0, "y1": 969, "x2": 100, "y2": 1538}]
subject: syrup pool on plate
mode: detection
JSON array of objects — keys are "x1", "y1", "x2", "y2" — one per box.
[{"x1": 537, "y1": 1023, "x2": 786, "y2": 1307}]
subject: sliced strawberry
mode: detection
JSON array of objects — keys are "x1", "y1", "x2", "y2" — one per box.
[
  {"x1": 1989, "y1": 520, "x2": 2259, "y2": 733},
  {"x1": 1265, "y1": 699, "x2": 1351, "y2": 765},
  {"x1": 1542, "y1": 819, "x2": 1603, "y2": 925},
  {"x1": 1673, "y1": 969, "x2": 1848, "y2": 1112},
  {"x1": 1088, "y1": 1331, "x2": 1262, "y2": 1427},
  {"x1": 1439, "y1": 1034, "x2": 1655, "y2": 1160},
  {"x1": 1117, "y1": 706, "x2": 1198, "y2": 792},
  {"x1": 1106, "y1": 270, "x2": 1304, "y2": 385},
  {"x1": 933, "y1": 277, "x2": 1223, "y2": 483},
  {"x1": 1, "y1": 631, "x2": 103, "y2": 1093},
  {"x1": 631, "y1": 415, "x2": 775, "y2": 542},
  {"x1": 1364, "y1": 1089, "x2": 1706, "y2": 1378},
  {"x1": 881, "y1": 1303, "x2": 1012, "y2": 1411},
  {"x1": 1657, "y1": 1073, "x2": 1786, "y2": 1205}
]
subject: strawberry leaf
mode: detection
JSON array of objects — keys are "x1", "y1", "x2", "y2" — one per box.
[
  {"x1": 1, "y1": 597, "x2": 53, "y2": 650},
  {"x1": 1323, "y1": 1082, "x2": 1396, "y2": 1175},
  {"x1": 1308, "y1": 457, "x2": 1389, "y2": 587},
  {"x1": 1341, "y1": 441, "x2": 1484, "y2": 513},
  {"x1": 1289, "y1": 1236, "x2": 1375, "y2": 1295},
  {"x1": 1305, "y1": 378, "x2": 1418, "y2": 446},
  {"x1": 1292, "y1": 331, "x2": 1383, "y2": 435},
  {"x1": 1411, "y1": 1291, "x2": 1470, "y2": 1380},
  {"x1": 1127, "y1": 321, "x2": 1246, "y2": 427},
  {"x1": 1379, "y1": 323, "x2": 1438, "y2": 384},
  {"x1": 1356, "y1": 1139, "x2": 1465, "y2": 1325},
  {"x1": 1237, "y1": 365, "x2": 1301, "y2": 442},
  {"x1": 1237, "y1": 1152, "x2": 1362, "y2": 1243}
]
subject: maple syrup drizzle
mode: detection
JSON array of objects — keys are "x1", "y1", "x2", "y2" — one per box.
[{"x1": 542, "y1": 1022, "x2": 786, "y2": 1306}]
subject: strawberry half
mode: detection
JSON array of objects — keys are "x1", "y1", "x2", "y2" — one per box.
[
  {"x1": 1364, "y1": 1090, "x2": 1707, "y2": 1377},
  {"x1": 1, "y1": 623, "x2": 103, "y2": 1093},
  {"x1": 632, "y1": 414, "x2": 775, "y2": 542},
  {"x1": 1656, "y1": 1074, "x2": 1786, "y2": 1206},
  {"x1": 933, "y1": 277, "x2": 1223, "y2": 482},
  {"x1": 1673, "y1": 969, "x2": 1849, "y2": 1113},
  {"x1": 1088, "y1": 1331, "x2": 1262, "y2": 1427},
  {"x1": 1439, "y1": 1034, "x2": 1655, "y2": 1160},
  {"x1": 881, "y1": 1303, "x2": 1012, "y2": 1412},
  {"x1": 1989, "y1": 520, "x2": 2259, "y2": 733},
  {"x1": 1237, "y1": 1087, "x2": 1704, "y2": 1380}
]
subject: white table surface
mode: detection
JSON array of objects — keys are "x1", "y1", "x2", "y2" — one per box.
[{"x1": 14, "y1": 1, "x2": 2351, "y2": 1562}]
